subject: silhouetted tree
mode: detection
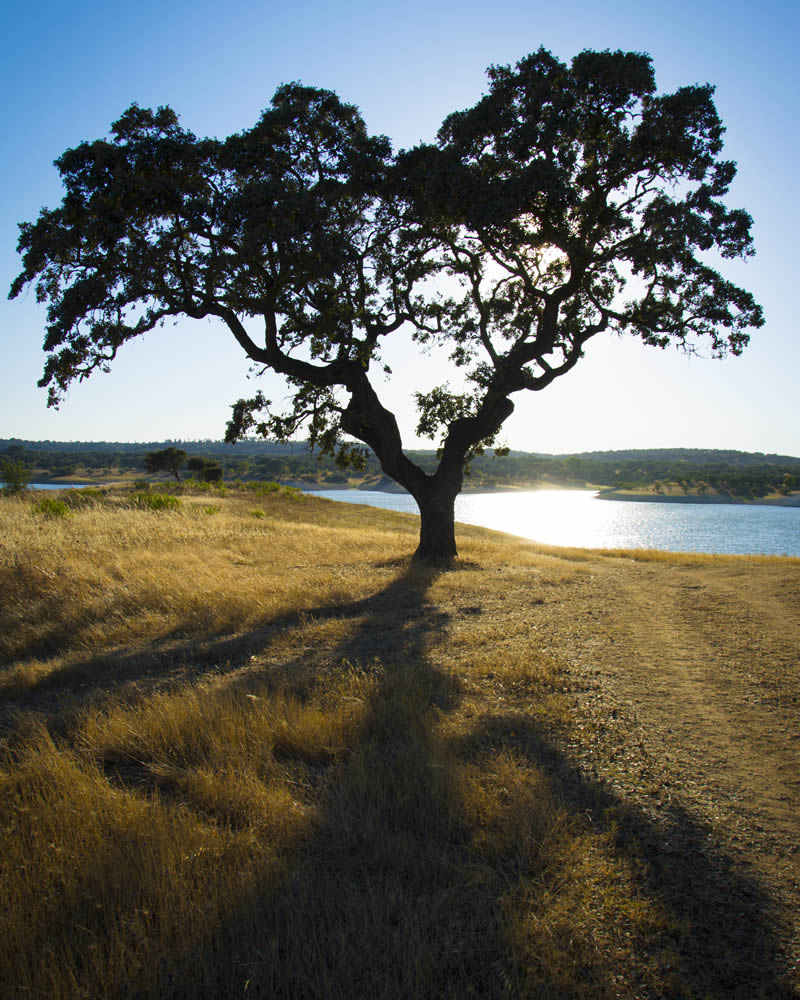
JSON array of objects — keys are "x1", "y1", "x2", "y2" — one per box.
[
  {"x1": 143, "y1": 447, "x2": 187, "y2": 481},
  {"x1": 10, "y1": 50, "x2": 763, "y2": 561}
]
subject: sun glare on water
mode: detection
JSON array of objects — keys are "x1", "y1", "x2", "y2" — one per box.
[{"x1": 455, "y1": 490, "x2": 606, "y2": 548}]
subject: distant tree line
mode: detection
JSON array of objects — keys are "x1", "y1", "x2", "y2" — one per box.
[
  {"x1": 142, "y1": 448, "x2": 226, "y2": 483},
  {"x1": 2, "y1": 440, "x2": 798, "y2": 498},
  {"x1": 475, "y1": 452, "x2": 799, "y2": 497},
  {"x1": 567, "y1": 447, "x2": 800, "y2": 468}
]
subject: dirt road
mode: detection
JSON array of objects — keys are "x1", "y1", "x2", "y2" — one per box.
[{"x1": 546, "y1": 553, "x2": 800, "y2": 987}]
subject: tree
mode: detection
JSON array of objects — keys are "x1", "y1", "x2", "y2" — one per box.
[
  {"x1": 187, "y1": 456, "x2": 224, "y2": 482},
  {"x1": 10, "y1": 50, "x2": 763, "y2": 562},
  {"x1": 143, "y1": 447, "x2": 187, "y2": 481},
  {"x1": 0, "y1": 459, "x2": 31, "y2": 494}
]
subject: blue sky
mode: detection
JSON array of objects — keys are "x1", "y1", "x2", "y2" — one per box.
[{"x1": 2, "y1": 0, "x2": 796, "y2": 455}]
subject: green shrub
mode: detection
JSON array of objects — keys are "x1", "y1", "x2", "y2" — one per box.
[
  {"x1": 249, "y1": 509, "x2": 266, "y2": 519},
  {"x1": 203, "y1": 505, "x2": 222, "y2": 515},
  {"x1": 152, "y1": 481, "x2": 184, "y2": 495},
  {"x1": 132, "y1": 479, "x2": 151, "y2": 490},
  {"x1": 33, "y1": 496, "x2": 70, "y2": 518},
  {"x1": 180, "y1": 479, "x2": 228, "y2": 495},
  {"x1": 58, "y1": 488, "x2": 106, "y2": 510},
  {"x1": 245, "y1": 480, "x2": 281, "y2": 496},
  {"x1": 243, "y1": 481, "x2": 303, "y2": 500},
  {"x1": 130, "y1": 491, "x2": 182, "y2": 512}
]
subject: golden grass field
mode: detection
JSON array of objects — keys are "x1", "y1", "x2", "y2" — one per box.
[{"x1": 1, "y1": 486, "x2": 798, "y2": 998}]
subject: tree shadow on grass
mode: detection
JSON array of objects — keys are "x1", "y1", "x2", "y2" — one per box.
[
  {"x1": 3, "y1": 563, "x2": 795, "y2": 999},
  {"x1": 173, "y1": 569, "x2": 793, "y2": 998},
  {"x1": 105, "y1": 563, "x2": 607, "y2": 998},
  {"x1": 0, "y1": 561, "x2": 438, "y2": 732},
  {"x1": 453, "y1": 714, "x2": 795, "y2": 999}
]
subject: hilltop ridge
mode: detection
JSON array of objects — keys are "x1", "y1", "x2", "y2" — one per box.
[{"x1": 3, "y1": 439, "x2": 800, "y2": 466}]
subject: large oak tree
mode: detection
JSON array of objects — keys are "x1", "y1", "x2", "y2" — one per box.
[{"x1": 10, "y1": 49, "x2": 763, "y2": 561}]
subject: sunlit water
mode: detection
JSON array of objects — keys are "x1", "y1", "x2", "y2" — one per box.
[
  {"x1": 307, "y1": 488, "x2": 800, "y2": 557},
  {"x1": 22, "y1": 483, "x2": 91, "y2": 490}
]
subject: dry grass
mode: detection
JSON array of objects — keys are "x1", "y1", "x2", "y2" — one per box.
[
  {"x1": 0, "y1": 491, "x2": 409, "y2": 667},
  {"x1": 0, "y1": 487, "x2": 796, "y2": 998}
]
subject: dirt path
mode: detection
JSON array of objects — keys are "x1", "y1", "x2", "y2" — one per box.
[
  {"x1": 544, "y1": 554, "x2": 800, "y2": 981},
  {"x1": 598, "y1": 560, "x2": 800, "y2": 831}
]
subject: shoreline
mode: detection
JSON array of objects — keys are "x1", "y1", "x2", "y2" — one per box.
[
  {"x1": 300, "y1": 477, "x2": 597, "y2": 496},
  {"x1": 18, "y1": 476, "x2": 800, "y2": 510},
  {"x1": 595, "y1": 488, "x2": 800, "y2": 508},
  {"x1": 306, "y1": 480, "x2": 800, "y2": 508}
]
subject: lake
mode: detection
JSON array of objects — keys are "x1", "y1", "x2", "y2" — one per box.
[
  {"x1": 307, "y1": 488, "x2": 800, "y2": 557},
  {"x1": 23, "y1": 483, "x2": 91, "y2": 490}
]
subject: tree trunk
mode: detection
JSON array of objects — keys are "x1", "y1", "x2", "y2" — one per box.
[
  {"x1": 340, "y1": 374, "x2": 514, "y2": 563},
  {"x1": 413, "y1": 481, "x2": 460, "y2": 563}
]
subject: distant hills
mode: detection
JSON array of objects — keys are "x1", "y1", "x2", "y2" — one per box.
[
  {"x1": 2, "y1": 440, "x2": 799, "y2": 499},
  {"x1": 3, "y1": 440, "x2": 799, "y2": 465},
  {"x1": 561, "y1": 447, "x2": 800, "y2": 467},
  {"x1": 0, "y1": 438, "x2": 303, "y2": 456}
]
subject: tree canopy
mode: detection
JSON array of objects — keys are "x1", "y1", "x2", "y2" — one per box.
[
  {"x1": 143, "y1": 447, "x2": 188, "y2": 481},
  {"x1": 187, "y1": 456, "x2": 224, "y2": 482},
  {"x1": 10, "y1": 48, "x2": 763, "y2": 560}
]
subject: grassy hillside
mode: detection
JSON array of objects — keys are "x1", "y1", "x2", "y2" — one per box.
[{"x1": 1, "y1": 487, "x2": 797, "y2": 998}]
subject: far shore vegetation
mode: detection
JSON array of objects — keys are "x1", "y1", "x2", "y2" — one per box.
[
  {"x1": 3, "y1": 439, "x2": 799, "y2": 503},
  {"x1": 1, "y1": 481, "x2": 798, "y2": 998}
]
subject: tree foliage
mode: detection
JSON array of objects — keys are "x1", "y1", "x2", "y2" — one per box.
[
  {"x1": 143, "y1": 447, "x2": 187, "y2": 481},
  {"x1": 0, "y1": 459, "x2": 32, "y2": 494},
  {"x1": 187, "y1": 456, "x2": 224, "y2": 482},
  {"x1": 10, "y1": 49, "x2": 763, "y2": 559}
]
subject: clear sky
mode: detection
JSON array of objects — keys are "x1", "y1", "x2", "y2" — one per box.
[{"x1": 1, "y1": 0, "x2": 796, "y2": 455}]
